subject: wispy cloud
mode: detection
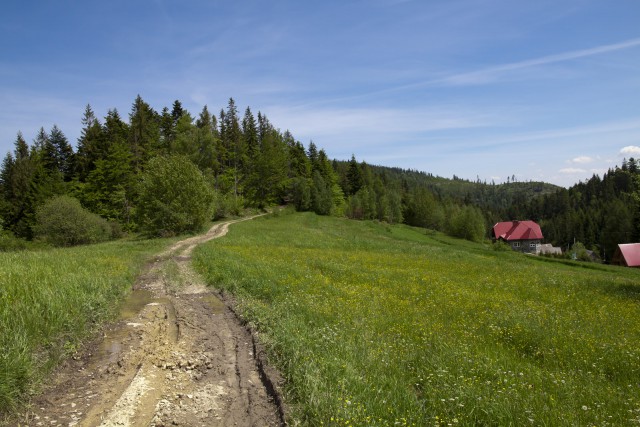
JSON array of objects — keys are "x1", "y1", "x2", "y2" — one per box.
[
  {"x1": 571, "y1": 156, "x2": 594, "y2": 164},
  {"x1": 301, "y1": 37, "x2": 640, "y2": 106},
  {"x1": 460, "y1": 118, "x2": 640, "y2": 150},
  {"x1": 559, "y1": 167, "x2": 587, "y2": 174},
  {"x1": 438, "y1": 38, "x2": 640, "y2": 86},
  {"x1": 263, "y1": 105, "x2": 497, "y2": 142}
]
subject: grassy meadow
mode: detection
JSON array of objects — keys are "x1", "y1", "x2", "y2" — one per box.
[
  {"x1": 0, "y1": 238, "x2": 171, "y2": 412},
  {"x1": 194, "y1": 212, "x2": 640, "y2": 426}
]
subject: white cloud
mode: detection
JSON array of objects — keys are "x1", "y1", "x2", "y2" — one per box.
[
  {"x1": 571, "y1": 156, "x2": 594, "y2": 164},
  {"x1": 620, "y1": 145, "x2": 640, "y2": 155},
  {"x1": 559, "y1": 167, "x2": 586, "y2": 174}
]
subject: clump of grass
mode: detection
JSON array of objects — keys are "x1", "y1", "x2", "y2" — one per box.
[
  {"x1": 194, "y1": 212, "x2": 640, "y2": 426},
  {"x1": 0, "y1": 238, "x2": 170, "y2": 413}
]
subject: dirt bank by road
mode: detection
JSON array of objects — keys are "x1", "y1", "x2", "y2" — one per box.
[{"x1": 14, "y1": 219, "x2": 285, "y2": 427}]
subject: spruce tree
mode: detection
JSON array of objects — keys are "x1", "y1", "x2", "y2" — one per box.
[
  {"x1": 221, "y1": 98, "x2": 245, "y2": 197},
  {"x1": 75, "y1": 104, "x2": 105, "y2": 180},
  {"x1": 159, "y1": 106, "x2": 174, "y2": 152},
  {"x1": 288, "y1": 141, "x2": 311, "y2": 180},
  {"x1": 346, "y1": 154, "x2": 363, "y2": 195},
  {"x1": 246, "y1": 128, "x2": 289, "y2": 207},
  {"x1": 48, "y1": 125, "x2": 74, "y2": 181},
  {"x1": 307, "y1": 141, "x2": 319, "y2": 170},
  {"x1": 171, "y1": 100, "x2": 185, "y2": 125},
  {"x1": 194, "y1": 105, "x2": 221, "y2": 174},
  {"x1": 128, "y1": 95, "x2": 160, "y2": 173},
  {"x1": 242, "y1": 107, "x2": 259, "y2": 159},
  {"x1": 82, "y1": 109, "x2": 135, "y2": 226},
  {"x1": 257, "y1": 112, "x2": 271, "y2": 144},
  {"x1": 171, "y1": 112, "x2": 198, "y2": 160}
]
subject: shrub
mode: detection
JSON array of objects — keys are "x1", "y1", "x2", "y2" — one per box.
[
  {"x1": 491, "y1": 239, "x2": 512, "y2": 251},
  {"x1": 446, "y1": 205, "x2": 486, "y2": 242},
  {"x1": 0, "y1": 230, "x2": 32, "y2": 251},
  {"x1": 136, "y1": 155, "x2": 215, "y2": 236},
  {"x1": 33, "y1": 195, "x2": 112, "y2": 246}
]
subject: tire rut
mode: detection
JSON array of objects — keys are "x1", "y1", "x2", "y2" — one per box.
[{"x1": 19, "y1": 218, "x2": 285, "y2": 427}]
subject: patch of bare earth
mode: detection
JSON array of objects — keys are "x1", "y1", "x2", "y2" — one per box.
[{"x1": 16, "y1": 219, "x2": 285, "y2": 427}]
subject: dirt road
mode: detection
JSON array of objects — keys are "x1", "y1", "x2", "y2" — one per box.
[{"x1": 19, "y1": 219, "x2": 285, "y2": 427}]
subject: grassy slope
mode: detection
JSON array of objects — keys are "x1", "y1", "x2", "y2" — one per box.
[
  {"x1": 0, "y1": 238, "x2": 172, "y2": 412},
  {"x1": 194, "y1": 212, "x2": 640, "y2": 426}
]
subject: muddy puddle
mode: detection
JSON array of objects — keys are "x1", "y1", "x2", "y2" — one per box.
[
  {"x1": 200, "y1": 294, "x2": 226, "y2": 314},
  {"x1": 97, "y1": 327, "x2": 131, "y2": 364},
  {"x1": 118, "y1": 289, "x2": 154, "y2": 319},
  {"x1": 96, "y1": 290, "x2": 179, "y2": 365}
]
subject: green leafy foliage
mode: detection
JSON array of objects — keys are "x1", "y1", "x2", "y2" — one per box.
[
  {"x1": 136, "y1": 155, "x2": 214, "y2": 236},
  {"x1": 33, "y1": 195, "x2": 112, "y2": 246},
  {"x1": 446, "y1": 205, "x2": 486, "y2": 242}
]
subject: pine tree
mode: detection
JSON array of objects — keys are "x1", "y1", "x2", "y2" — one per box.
[
  {"x1": 32, "y1": 127, "x2": 49, "y2": 153},
  {"x1": 48, "y1": 125, "x2": 74, "y2": 181},
  {"x1": 246, "y1": 128, "x2": 289, "y2": 207},
  {"x1": 346, "y1": 154, "x2": 363, "y2": 196},
  {"x1": 311, "y1": 170, "x2": 333, "y2": 215},
  {"x1": 217, "y1": 109, "x2": 228, "y2": 170},
  {"x1": 242, "y1": 107, "x2": 259, "y2": 159},
  {"x1": 0, "y1": 151, "x2": 15, "y2": 229},
  {"x1": 194, "y1": 105, "x2": 221, "y2": 174},
  {"x1": 288, "y1": 141, "x2": 312, "y2": 180},
  {"x1": 128, "y1": 95, "x2": 160, "y2": 172},
  {"x1": 171, "y1": 100, "x2": 185, "y2": 126},
  {"x1": 104, "y1": 109, "x2": 130, "y2": 146},
  {"x1": 75, "y1": 104, "x2": 106, "y2": 180},
  {"x1": 196, "y1": 105, "x2": 213, "y2": 130},
  {"x1": 159, "y1": 106, "x2": 174, "y2": 152},
  {"x1": 257, "y1": 112, "x2": 271, "y2": 144},
  {"x1": 81, "y1": 109, "x2": 135, "y2": 225},
  {"x1": 307, "y1": 141, "x2": 319, "y2": 170},
  {"x1": 1, "y1": 132, "x2": 63, "y2": 238},
  {"x1": 221, "y1": 98, "x2": 245, "y2": 198}
]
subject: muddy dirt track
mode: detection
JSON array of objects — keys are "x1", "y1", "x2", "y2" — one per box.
[{"x1": 17, "y1": 219, "x2": 285, "y2": 427}]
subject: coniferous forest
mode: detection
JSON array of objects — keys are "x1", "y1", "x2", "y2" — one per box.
[{"x1": 1, "y1": 95, "x2": 639, "y2": 262}]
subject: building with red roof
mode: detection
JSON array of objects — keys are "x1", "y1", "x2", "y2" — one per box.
[
  {"x1": 611, "y1": 243, "x2": 640, "y2": 267},
  {"x1": 492, "y1": 220, "x2": 544, "y2": 254}
]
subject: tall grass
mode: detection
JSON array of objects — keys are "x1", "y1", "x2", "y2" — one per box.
[
  {"x1": 194, "y1": 212, "x2": 640, "y2": 426},
  {"x1": 0, "y1": 238, "x2": 170, "y2": 412}
]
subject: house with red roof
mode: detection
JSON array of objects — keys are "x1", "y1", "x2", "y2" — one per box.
[
  {"x1": 611, "y1": 243, "x2": 640, "y2": 267},
  {"x1": 492, "y1": 220, "x2": 544, "y2": 254}
]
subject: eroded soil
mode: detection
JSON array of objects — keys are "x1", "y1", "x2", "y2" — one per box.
[{"x1": 15, "y1": 219, "x2": 285, "y2": 427}]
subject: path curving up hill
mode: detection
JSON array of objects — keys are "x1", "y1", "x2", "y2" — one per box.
[{"x1": 20, "y1": 218, "x2": 285, "y2": 427}]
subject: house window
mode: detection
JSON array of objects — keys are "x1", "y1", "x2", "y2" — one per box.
[
  {"x1": 530, "y1": 242, "x2": 537, "y2": 248},
  {"x1": 513, "y1": 242, "x2": 520, "y2": 248}
]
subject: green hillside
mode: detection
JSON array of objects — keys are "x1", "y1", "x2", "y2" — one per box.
[{"x1": 194, "y1": 212, "x2": 640, "y2": 426}]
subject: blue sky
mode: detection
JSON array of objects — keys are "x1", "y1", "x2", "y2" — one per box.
[{"x1": 1, "y1": 0, "x2": 639, "y2": 187}]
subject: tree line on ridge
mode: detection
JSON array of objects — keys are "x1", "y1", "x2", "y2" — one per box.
[{"x1": 1, "y1": 95, "x2": 638, "y2": 262}]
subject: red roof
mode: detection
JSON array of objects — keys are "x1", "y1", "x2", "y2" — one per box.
[
  {"x1": 615, "y1": 243, "x2": 640, "y2": 267},
  {"x1": 492, "y1": 220, "x2": 543, "y2": 241}
]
